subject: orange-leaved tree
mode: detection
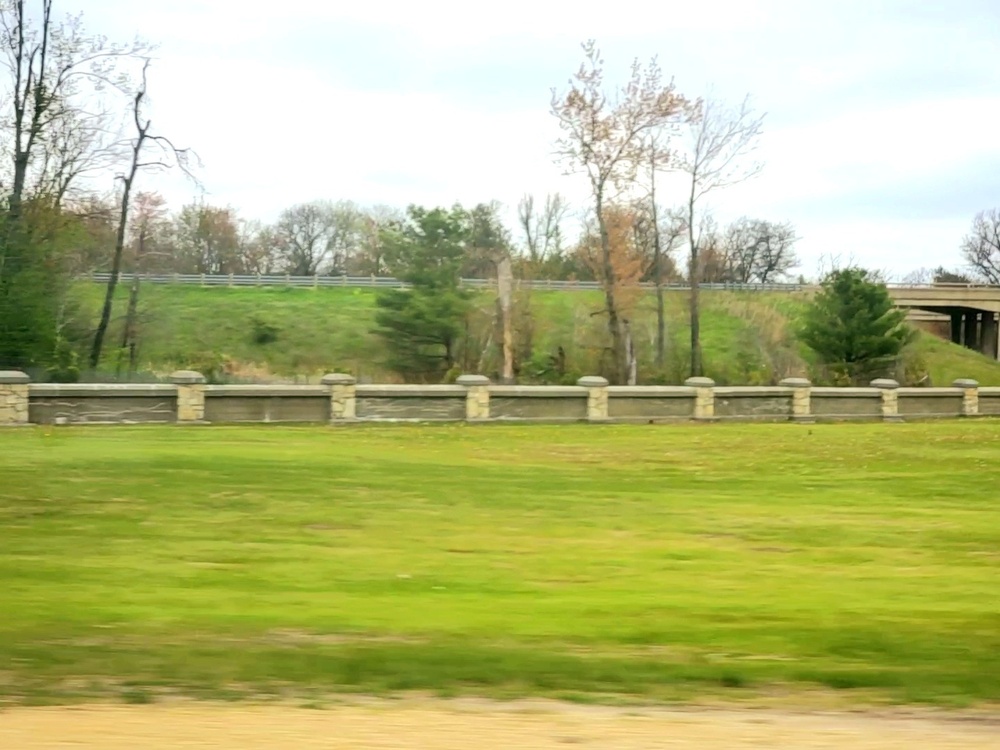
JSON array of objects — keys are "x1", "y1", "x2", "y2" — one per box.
[
  {"x1": 551, "y1": 40, "x2": 694, "y2": 384},
  {"x1": 577, "y1": 204, "x2": 647, "y2": 383}
]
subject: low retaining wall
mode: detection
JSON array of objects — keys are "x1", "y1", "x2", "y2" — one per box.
[{"x1": 0, "y1": 370, "x2": 996, "y2": 426}]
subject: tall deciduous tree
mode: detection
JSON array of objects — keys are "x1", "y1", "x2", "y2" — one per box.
[
  {"x1": 800, "y1": 267, "x2": 913, "y2": 385},
  {"x1": 679, "y1": 94, "x2": 764, "y2": 376},
  {"x1": 374, "y1": 205, "x2": 472, "y2": 382},
  {"x1": 551, "y1": 40, "x2": 690, "y2": 384},
  {"x1": 90, "y1": 60, "x2": 195, "y2": 369},
  {"x1": 0, "y1": 0, "x2": 144, "y2": 369},
  {"x1": 274, "y1": 200, "x2": 360, "y2": 276},
  {"x1": 721, "y1": 218, "x2": 798, "y2": 283},
  {"x1": 961, "y1": 208, "x2": 1000, "y2": 284},
  {"x1": 173, "y1": 202, "x2": 241, "y2": 274},
  {"x1": 637, "y1": 139, "x2": 685, "y2": 369},
  {"x1": 517, "y1": 192, "x2": 568, "y2": 269},
  {"x1": 117, "y1": 191, "x2": 168, "y2": 376}
]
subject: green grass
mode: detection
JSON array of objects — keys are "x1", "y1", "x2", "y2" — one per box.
[
  {"x1": 2, "y1": 422, "x2": 1000, "y2": 707},
  {"x1": 70, "y1": 282, "x2": 1000, "y2": 385}
]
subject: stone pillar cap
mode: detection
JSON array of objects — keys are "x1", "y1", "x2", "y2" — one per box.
[
  {"x1": 170, "y1": 370, "x2": 206, "y2": 384},
  {"x1": 779, "y1": 377, "x2": 811, "y2": 387},
  {"x1": 321, "y1": 373, "x2": 357, "y2": 385},
  {"x1": 684, "y1": 376, "x2": 716, "y2": 387},
  {"x1": 952, "y1": 378, "x2": 979, "y2": 388},
  {"x1": 869, "y1": 378, "x2": 900, "y2": 389},
  {"x1": 456, "y1": 374, "x2": 490, "y2": 386},
  {"x1": 577, "y1": 376, "x2": 609, "y2": 387},
  {"x1": 0, "y1": 370, "x2": 30, "y2": 384}
]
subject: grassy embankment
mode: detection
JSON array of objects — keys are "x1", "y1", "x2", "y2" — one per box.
[
  {"x1": 2, "y1": 422, "x2": 999, "y2": 707},
  {"x1": 69, "y1": 282, "x2": 1000, "y2": 385}
]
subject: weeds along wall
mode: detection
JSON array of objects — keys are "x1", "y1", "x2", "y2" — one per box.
[{"x1": 1, "y1": 371, "x2": 997, "y2": 426}]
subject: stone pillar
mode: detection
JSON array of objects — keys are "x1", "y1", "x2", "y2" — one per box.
[
  {"x1": 322, "y1": 373, "x2": 357, "y2": 422},
  {"x1": 963, "y1": 311, "x2": 979, "y2": 350},
  {"x1": 577, "y1": 376, "x2": 609, "y2": 422},
  {"x1": 980, "y1": 314, "x2": 998, "y2": 359},
  {"x1": 0, "y1": 370, "x2": 30, "y2": 426},
  {"x1": 685, "y1": 376, "x2": 716, "y2": 421},
  {"x1": 457, "y1": 374, "x2": 490, "y2": 421},
  {"x1": 779, "y1": 377, "x2": 813, "y2": 423},
  {"x1": 171, "y1": 370, "x2": 206, "y2": 423},
  {"x1": 950, "y1": 311, "x2": 963, "y2": 345},
  {"x1": 870, "y1": 378, "x2": 901, "y2": 422},
  {"x1": 953, "y1": 379, "x2": 979, "y2": 417}
]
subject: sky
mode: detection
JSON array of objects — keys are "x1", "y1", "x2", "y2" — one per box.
[{"x1": 72, "y1": 0, "x2": 1000, "y2": 278}]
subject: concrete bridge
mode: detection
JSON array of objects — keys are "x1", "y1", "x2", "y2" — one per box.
[{"x1": 890, "y1": 285, "x2": 1000, "y2": 359}]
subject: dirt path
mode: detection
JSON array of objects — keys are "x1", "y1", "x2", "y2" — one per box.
[{"x1": 2, "y1": 698, "x2": 998, "y2": 749}]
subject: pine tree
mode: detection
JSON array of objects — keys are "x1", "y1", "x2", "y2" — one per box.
[
  {"x1": 800, "y1": 268, "x2": 913, "y2": 384},
  {"x1": 373, "y1": 206, "x2": 472, "y2": 382}
]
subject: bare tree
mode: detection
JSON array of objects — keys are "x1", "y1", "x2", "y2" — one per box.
[
  {"x1": 517, "y1": 192, "x2": 569, "y2": 267},
  {"x1": 34, "y1": 101, "x2": 119, "y2": 206},
  {"x1": 116, "y1": 190, "x2": 167, "y2": 376},
  {"x1": 235, "y1": 219, "x2": 278, "y2": 275},
  {"x1": 274, "y1": 201, "x2": 347, "y2": 276},
  {"x1": 324, "y1": 200, "x2": 363, "y2": 274},
  {"x1": 0, "y1": 0, "x2": 145, "y2": 286},
  {"x1": 961, "y1": 209, "x2": 1000, "y2": 284},
  {"x1": 637, "y1": 135, "x2": 687, "y2": 369},
  {"x1": 679, "y1": 94, "x2": 764, "y2": 376},
  {"x1": 551, "y1": 40, "x2": 691, "y2": 383},
  {"x1": 722, "y1": 218, "x2": 798, "y2": 283},
  {"x1": 90, "y1": 60, "x2": 195, "y2": 369},
  {"x1": 0, "y1": 0, "x2": 144, "y2": 214}
]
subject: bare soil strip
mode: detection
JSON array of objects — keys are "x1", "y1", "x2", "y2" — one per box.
[{"x1": 2, "y1": 698, "x2": 998, "y2": 749}]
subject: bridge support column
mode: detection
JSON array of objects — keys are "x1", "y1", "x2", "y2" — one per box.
[
  {"x1": 963, "y1": 311, "x2": 979, "y2": 350},
  {"x1": 950, "y1": 311, "x2": 963, "y2": 344},
  {"x1": 981, "y1": 314, "x2": 998, "y2": 359}
]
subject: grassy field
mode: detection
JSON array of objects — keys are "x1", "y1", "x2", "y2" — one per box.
[
  {"x1": 2, "y1": 422, "x2": 999, "y2": 707},
  {"x1": 69, "y1": 282, "x2": 1000, "y2": 385}
]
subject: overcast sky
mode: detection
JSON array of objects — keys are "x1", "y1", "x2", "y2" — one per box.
[{"x1": 77, "y1": 0, "x2": 1000, "y2": 277}]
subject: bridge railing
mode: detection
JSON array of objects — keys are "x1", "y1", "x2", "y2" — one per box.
[
  {"x1": 85, "y1": 272, "x2": 810, "y2": 292},
  {"x1": 84, "y1": 273, "x2": 1000, "y2": 293}
]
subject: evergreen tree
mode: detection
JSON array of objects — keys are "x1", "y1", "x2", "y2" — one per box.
[
  {"x1": 800, "y1": 267, "x2": 913, "y2": 384},
  {"x1": 374, "y1": 205, "x2": 472, "y2": 382}
]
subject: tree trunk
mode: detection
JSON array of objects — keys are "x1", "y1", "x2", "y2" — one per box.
[
  {"x1": 650, "y1": 151, "x2": 665, "y2": 369},
  {"x1": 596, "y1": 195, "x2": 626, "y2": 384},
  {"x1": 687, "y1": 189, "x2": 702, "y2": 378},
  {"x1": 656, "y1": 283, "x2": 665, "y2": 368},
  {"x1": 497, "y1": 254, "x2": 515, "y2": 383},
  {"x1": 117, "y1": 274, "x2": 140, "y2": 377},
  {"x1": 624, "y1": 319, "x2": 637, "y2": 385},
  {"x1": 90, "y1": 161, "x2": 138, "y2": 369}
]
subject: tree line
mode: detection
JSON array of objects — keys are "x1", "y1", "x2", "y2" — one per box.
[{"x1": 75, "y1": 194, "x2": 800, "y2": 286}]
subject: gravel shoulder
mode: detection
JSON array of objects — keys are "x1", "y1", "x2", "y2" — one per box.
[{"x1": 2, "y1": 698, "x2": 998, "y2": 749}]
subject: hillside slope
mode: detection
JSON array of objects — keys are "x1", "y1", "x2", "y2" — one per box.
[{"x1": 69, "y1": 283, "x2": 1000, "y2": 385}]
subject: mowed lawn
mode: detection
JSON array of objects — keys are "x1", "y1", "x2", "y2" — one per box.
[{"x1": 1, "y1": 423, "x2": 999, "y2": 707}]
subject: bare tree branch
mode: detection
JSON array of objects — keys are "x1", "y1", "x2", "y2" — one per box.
[
  {"x1": 961, "y1": 208, "x2": 1000, "y2": 284},
  {"x1": 679, "y1": 92, "x2": 765, "y2": 376}
]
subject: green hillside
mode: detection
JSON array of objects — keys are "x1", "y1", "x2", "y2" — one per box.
[{"x1": 69, "y1": 282, "x2": 1000, "y2": 386}]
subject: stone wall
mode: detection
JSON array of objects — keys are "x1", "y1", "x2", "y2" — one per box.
[{"x1": 1, "y1": 370, "x2": 996, "y2": 426}]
